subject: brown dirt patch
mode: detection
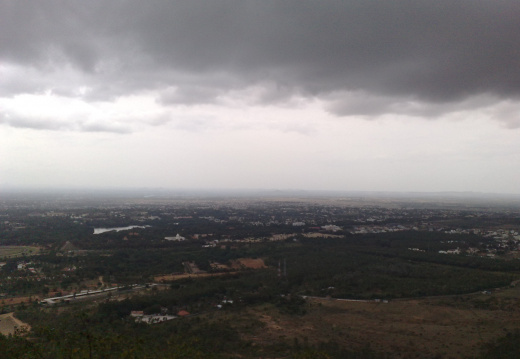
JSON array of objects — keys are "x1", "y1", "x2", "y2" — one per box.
[
  {"x1": 231, "y1": 258, "x2": 267, "y2": 269},
  {"x1": 155, "y1": 258, "x2": 266, "y2": 281},
  {"x1": 236, "y1": 291, "x2": 520, "y2": 358},
  {"x1": 210, "y1": 262, "x2": 231, "y2": 270},
  {"x1": 154, "y1": 272, "x2": 239, "y2": 282},
  {"x1": 0, "y1": 312, "x2": 31, "y2": 336}
]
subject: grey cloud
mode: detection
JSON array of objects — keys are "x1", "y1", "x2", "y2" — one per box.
[
  {"x1": 488, "y1": 101, "x2": 520, "y2": 129},
  {"x1": 2, "y1": 1, "x2": 520, "y2": 118},
  {"x1": 326, "y1": 92, "x2": 501, "y2": 118},
  {"x1": 158, "y1": 86, "x2": 222, "y2": 105},
  {"x1": 0, "y1": 114, "x2": 64, "y2": 131},
  {"x1": 80, "y1": 121, "x2": 132, "y2": 134},
  {"x1": 0, "y1": 62, "x2": 96, "y2": 98},
  {"x1": 0, "y1": 113, "x2": 131, "y2": 134},
  {"x1": 169, "y1": 115, "x2": 219, "y2": 132}
]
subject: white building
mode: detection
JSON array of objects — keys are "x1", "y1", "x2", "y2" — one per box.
[{"x1": 165, "y1": 234, "x2": 185, "y2": 241}]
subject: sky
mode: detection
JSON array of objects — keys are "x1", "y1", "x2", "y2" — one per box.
[{"x1": 1, "y1": 1, "x2": 520, "y2": 194}]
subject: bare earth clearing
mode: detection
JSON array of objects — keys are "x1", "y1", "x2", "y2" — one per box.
[
  {"x1": 225, "y1": 286, "x2": 520, "y2": 358},
  {"x1": 155, "y1": 258, "x2": 267, "y2": 282},
  {"x1": 154, "y1": 272, "x2": 239, "y2": 282},
  {"x1": 0, "y1": 312, "x2": 31, "y2": 336},
  {"x1": 230, "y1": 258, "x2": 267, "y2": 269}
]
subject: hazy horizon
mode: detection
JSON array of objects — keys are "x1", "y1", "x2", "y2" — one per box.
[{"x1": 3, "y1": 185, "x2": 520, "y2": 201}]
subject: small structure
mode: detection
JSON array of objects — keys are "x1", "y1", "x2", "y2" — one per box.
[
  {"x1": 177, "y1": 310, "x2": 190, "y2": 317},
  {"x1": 60, "y1": 241, "x2": 79, "y2": 252},
  {"x1": 165, "y1": 234, "x2": 185, "y2": 241},
  {"x1": 133, "y1": 314, "x2": 176, "y2": 324}
]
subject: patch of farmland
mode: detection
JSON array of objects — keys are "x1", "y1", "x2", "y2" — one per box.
[{"x1": 0, "y1": 246, "x2": 41, "y2": 258}]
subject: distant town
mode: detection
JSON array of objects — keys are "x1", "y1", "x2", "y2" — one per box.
[{"x1": 1, "y1": 191, "x2": 520, "y2": 357}]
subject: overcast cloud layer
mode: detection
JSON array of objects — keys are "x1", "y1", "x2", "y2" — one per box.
[{"x1": 1, "y1": 1, "x2": 519, "y2": 193}]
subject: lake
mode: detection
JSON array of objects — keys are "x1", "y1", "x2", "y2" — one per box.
[{"x1": 93, "y1": 225, "x2": 149, "y2": 234}]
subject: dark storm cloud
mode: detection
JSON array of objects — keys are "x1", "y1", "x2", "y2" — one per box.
[{"x1": 2, "y1": 1, "x2": 520, "y2": 118}]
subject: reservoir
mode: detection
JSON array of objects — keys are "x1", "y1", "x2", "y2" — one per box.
[{"x1": 93, "y1": 225, "x2": 149, "y2": 234}]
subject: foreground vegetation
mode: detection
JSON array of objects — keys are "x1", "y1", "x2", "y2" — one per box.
[
  {"x1": 3, "y1": 286, "x2": 520, "y2": 358},
  {"x1": 2, "y1": 235, "x2": 520, "y2": 358}
]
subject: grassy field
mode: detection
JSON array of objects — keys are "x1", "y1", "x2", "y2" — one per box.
[
  {"x1": 215, "y1": 285, "x2": 520, "y2": 358},
  {"x1": 0, "y1": 246, "x2": 41, "y2": 259}
]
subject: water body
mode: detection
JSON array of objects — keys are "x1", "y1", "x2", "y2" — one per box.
[{"x1": 93, "y1": 225, "x2": 149, "y2": 234}]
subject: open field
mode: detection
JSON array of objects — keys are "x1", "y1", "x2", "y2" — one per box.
[
  {"x1": 0, "y1": 313, "x2": 31, "y2": 336},
  {"x1": 221, "y1": 285, "x2": 520, "y2": 358},
  {"x1": 1, "y1": 296, "x2": 39, "y2": 306},
  {"x1": 0, "y1": 246, "x2": 41, "y2": 259}
]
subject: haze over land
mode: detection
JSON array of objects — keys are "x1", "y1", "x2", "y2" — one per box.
[
  {"x1": 2, "y1": 190, "x2": 520, "y2": 357},
  {"x1": 1, "y1": 1, "x2": 519, "y2": 193}
]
